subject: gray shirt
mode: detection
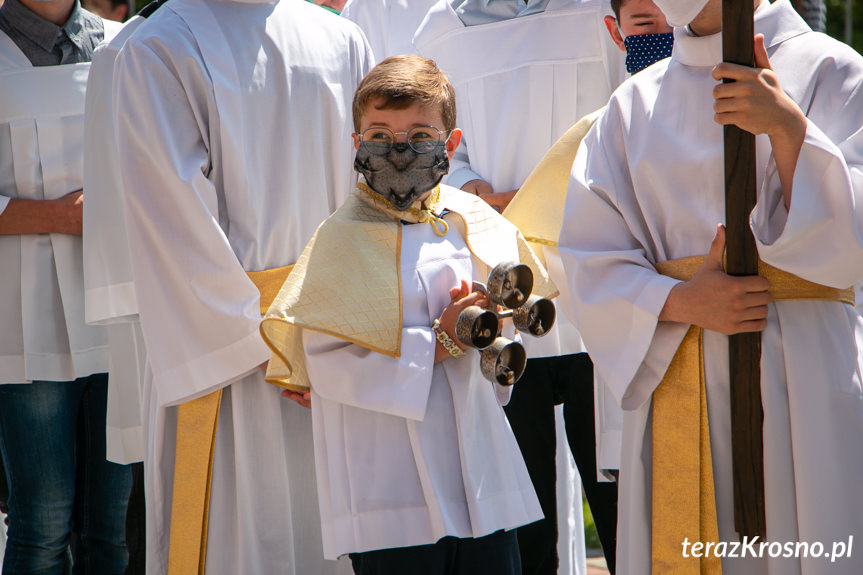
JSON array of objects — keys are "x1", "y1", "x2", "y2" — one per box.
[{"x1": 0, "y1": 0, "x2": 103, "y2": 66}]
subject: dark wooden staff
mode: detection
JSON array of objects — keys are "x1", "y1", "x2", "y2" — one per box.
[{"x1": 722, "y1": 0, "x2": 766, "y2": 539}]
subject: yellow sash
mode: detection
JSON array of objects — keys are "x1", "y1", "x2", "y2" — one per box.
[
  {"x1": 651, "y1": 256, "x2": 853, "y2": 574},
  {"x1": 167, "y1": 265, "x2": 293, "y2": 575}
]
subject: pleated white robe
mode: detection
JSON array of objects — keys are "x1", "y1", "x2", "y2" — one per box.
[
  {"x1": 340, "y1": 0, "x2": 438, "y2": 62},
  {"x1": 559, "y1": 2, "x2": 863, "y2": 573},
  {"x1": 113, "y1": 0, "x2": 372, "y2": 572}
]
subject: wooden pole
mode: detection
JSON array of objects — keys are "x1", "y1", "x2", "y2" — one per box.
[{"x1": 722, "y1": 0, "x2": 766, "y2": 540}]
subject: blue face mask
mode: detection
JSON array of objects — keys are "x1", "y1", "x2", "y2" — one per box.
[{"x1": 623, "y1": 32, "x2": 674, "y2": 75}]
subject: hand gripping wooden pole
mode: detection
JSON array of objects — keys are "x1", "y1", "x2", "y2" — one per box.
[{"x1": 722, "y1": 0, "x2": 766, "y2": 540}]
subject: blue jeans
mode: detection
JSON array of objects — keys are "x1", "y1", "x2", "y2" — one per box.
[{"x1": 0, "y1": 375, "x2": 132, "y2": 575}]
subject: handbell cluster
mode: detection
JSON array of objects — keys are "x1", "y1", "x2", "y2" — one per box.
[{"x1": 454, "y1": 262, "x2": 556, "y2": 386}]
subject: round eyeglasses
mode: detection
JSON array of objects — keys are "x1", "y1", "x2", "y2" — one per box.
[{"x1": 357, "y1": 126, "x2": 452, "y2": 155}]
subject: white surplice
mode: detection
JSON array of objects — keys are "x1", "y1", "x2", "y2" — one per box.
[
  {"x1": 113, "y1": 0, "x2": 372, "y2": 572},
  {"x1": 341, "y1": 0, "x2": 438, "y2": 62},
  {"x1": 559, "y1": 2, "x2": 863, "y2": 574},
  {"x1": 83, "y1": 15, "x2": 149, "y2": 465},
  {"x1": 304, "y1": 194, "x2": 542, "y2": 559},
  {"x1": 415, "y1": 2, "x2": 626, "y2": 570},
  {"x1": 0, "y1": 26, "x2": 123, "y2": 384}
]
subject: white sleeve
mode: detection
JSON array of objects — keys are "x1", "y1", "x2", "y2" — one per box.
[
  {"x1": 304, "y1": 326, "x2": 436, "y2": 421},
  {"x1": 557, "y1": 105, "x2": 686, "y2": 412},
  {"x1": 752, "y1": 41, "x2": 863, "y2": 289},
  {"x1": 114, "y1": 38, "x2": 270, "y2": 407},
  {"x1": 753, "y1": 123, "x2": 863, "y2": 288},
  {"x1": 83, "y1": 42, "x2": 139, "y2": 325}
]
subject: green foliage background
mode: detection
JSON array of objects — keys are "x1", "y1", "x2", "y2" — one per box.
[{"x1": 826, "y1": 0, "x2": 863, "y2": 51}]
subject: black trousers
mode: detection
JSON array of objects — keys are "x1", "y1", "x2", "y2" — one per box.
[
  {"x1": 0, "y1": 451, "x2": 7, "y2": 519},
  {"x1": 503, "y1": 353, "x2": 618, "y2": 575},
  {"x1": 349, "y1": 530, "x2": 521, "y2": 575}
]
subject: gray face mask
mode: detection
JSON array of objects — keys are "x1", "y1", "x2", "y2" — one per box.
[{"x1": 354, "y1": 141, "x2": 450, "y2": 211}]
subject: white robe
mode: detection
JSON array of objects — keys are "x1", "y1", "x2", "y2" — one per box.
[
  {"x1": 340, "y1": 0, "x2": 438, "y2": 62},
  {"x1": 415, "y1": 2, "x2": 626, "y2": 570},
  {"x1": 304, "y1": 198, "x2": 542, "y2": 559},
  {"x1": 559, "y1": 2, "x2": 863, "y2": 574},
  {"x1": 113, "y1": 0, "x2": 373, "y2": 572},
  {"x1": 83, "y1": 15, "x2": 148, "y2": 465}
]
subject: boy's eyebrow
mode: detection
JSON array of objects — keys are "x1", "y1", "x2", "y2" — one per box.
[
  {"x1": 626, "y1": 12, "x2": 660, "y2": 19},
  {"x1": 364, "y1": 122, "x2": 442, "y2": 129}
]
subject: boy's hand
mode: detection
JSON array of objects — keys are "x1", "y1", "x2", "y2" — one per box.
[
  {"x1": 281, "y1": 389, "x2": 311, "y2": 409},
  {"x1": 461, "y1": 179, "x2": 493, "y2": 197},
  {"x1": 461, "y1": 179, "x2": 518, "y2": 212},
  {"x1": 711, "y1": 35, "x2": 805, "y2": 141},
  {"x1": 712, "y1": 35, "x2": 805, "y2": 208},
  {"x1": 479, "y1": 189, "x2": 519, "y2": 212},
  {"x1": 434, "y1": 279, "x2": 490, "y2": 362},
  {"x1": 659, "y1": 224, "x2": 771, "y2": 335}
]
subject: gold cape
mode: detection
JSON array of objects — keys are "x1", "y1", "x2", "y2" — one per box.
[{"x1": 260, "y1": 184, "x2": 556, "y2": 392}]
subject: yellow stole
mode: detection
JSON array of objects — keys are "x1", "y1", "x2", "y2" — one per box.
[
  {"x1": 167, "y1": 265, "x2": 293, "y2": 575},
  {"x1": 651, "y1": 256, "x2": 853, "y2": 574}
]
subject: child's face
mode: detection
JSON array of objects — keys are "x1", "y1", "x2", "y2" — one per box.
[
  {"x1": 353, "y1": 100, "x2": 462, "y2": 203},
  {"x1": 605, "y1": 0, "x2": 673, "y2": 52}
]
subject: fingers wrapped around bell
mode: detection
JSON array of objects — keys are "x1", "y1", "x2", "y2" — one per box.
[
  {"x1": 455, "y1": 306, "x2": 499, "y2": 349},
  {"x1": 487, "y1": 261, "x2": 533, "y2": 309},
  {"x1": 512, "y1": 295, "x2": 556, "y2": 337},
  {"x1": 480, "y1": 337, "x2": 526, "y2": 386}
]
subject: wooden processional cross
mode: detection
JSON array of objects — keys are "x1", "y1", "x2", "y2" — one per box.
[{"x1": 722, "y1": 0, "x2": 766, "y2": 539}]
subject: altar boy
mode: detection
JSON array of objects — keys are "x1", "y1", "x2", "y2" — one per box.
[{"x1": 261, "y1": 55, "x2": 552, "y2": 574}]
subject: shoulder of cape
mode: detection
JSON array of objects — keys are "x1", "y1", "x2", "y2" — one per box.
[{"x1": 440, "y1": 183, "x2": 516, "y2": 225}]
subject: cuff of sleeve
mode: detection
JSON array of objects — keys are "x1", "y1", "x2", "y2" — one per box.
[
  {"x1": 154, "y1": 328, "x2": 272, "y2": 407},
  {"x1": 445, "y1": 167, "x2": 485, "y2": 191},
  {"x1": 606, "y1": 273, "x2": 682, "y2": 411},
  {"x1": 752, "y1": 123, "x2": 840, "y2": 248},
  {"x1": 85, "y1": 282, "x2": 139, "y2": 325}
]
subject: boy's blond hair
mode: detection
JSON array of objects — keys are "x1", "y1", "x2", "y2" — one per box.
[{"x1": 352, "y1": 55, "x2": 457, "y2": 133}]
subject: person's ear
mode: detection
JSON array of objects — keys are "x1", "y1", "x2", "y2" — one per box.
[
  {"x1": 352, "y1": 132, "x2": 360, "y2": 151},
  {"x1": 445, "y1": 128, "x2": 462, "y2": 160},
  {"x1": 603, "y1": 15, "x2": 626, "y2": 52}
]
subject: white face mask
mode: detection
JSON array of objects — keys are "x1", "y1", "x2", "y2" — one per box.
[{"x1": 652, "y1": 0, "x2": 710, "y2": 27}]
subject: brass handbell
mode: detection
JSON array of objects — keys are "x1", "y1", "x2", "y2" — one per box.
[
  {"x1": 512, "y1": 295, "x2": 556, "y2": 337},
  {"x1": 480, "y1": 338, "x2": 526, "y2": 386},
  {"x1": 452, "y1": 262, "x2": 556, "y2": 386},
  {"x1": 485, "y1": 261, "x2": 533, "y2": 309},
  {"x1": 455, "y1": 306, "x2": 498, "y2": 349}
]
